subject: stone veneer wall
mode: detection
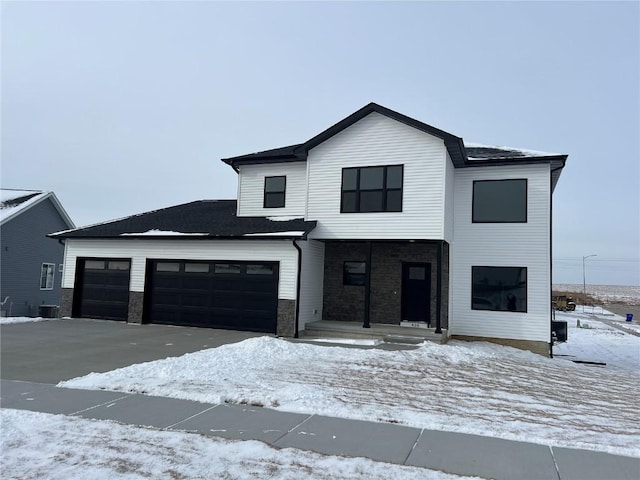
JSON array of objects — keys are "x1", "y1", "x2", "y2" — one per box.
[
  {"x1": 127, "y1": 291, "x2": 144, "y2": 324},
  {"x1": 60, "y1": 288, "x2": 74, "y2": 317},
  {"x1": 323, "y1": 242, "x2": 367, "y2": 322},
  {"x1": 277, "y1": 299, "x2": 296, "y2": 337},
  {"x1": 323, "y1": 241, "x2": 449, "y2": 326}
]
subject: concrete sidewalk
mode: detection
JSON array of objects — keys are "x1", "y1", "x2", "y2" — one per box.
[{"x1": 2, "y1": 379, "x2": 638, "y2": 480}]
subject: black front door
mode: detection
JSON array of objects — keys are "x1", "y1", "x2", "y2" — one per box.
[{"x1": 401, "y1": 262, "x2": 431, "y2": 324}]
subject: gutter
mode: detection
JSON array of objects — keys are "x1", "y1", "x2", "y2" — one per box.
[{"x1": 292, "y1": 240, "x2": 302, "y2": 338}]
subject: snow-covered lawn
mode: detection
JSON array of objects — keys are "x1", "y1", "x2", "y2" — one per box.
[
  {"x1": 0, "y1": 316, "x2": 52, "y2": 325},
  {"x1": 61, "y1": 325, "x2": 640, "y2": 458},
  {"x1": 1, "y1": 409, "x2": 471, "y2": 480},
  {"x1": 554, "y1": 310, "x2": 640, "y2": 370}
]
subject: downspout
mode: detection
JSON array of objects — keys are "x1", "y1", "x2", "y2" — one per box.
[
  {"x1": 549, "y1": 165, "x2": 564, "y2": 358},
  {"x1": 292, "y1": 239, "x2": 302, "y2": 338},
  {"x1": 435, "y1": 241, "x2": 443, "y2": 334}
]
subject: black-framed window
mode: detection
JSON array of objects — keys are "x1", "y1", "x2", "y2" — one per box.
[
  {"x1": 472, "y1": 266, "x2": 527, "y2": 312},
  {"x1": 343, "y1": 261, "x2": 366, "y2": 286},
  {"x1": 472, "y1": 179, "x2": 527, "y2": 223},
  {"x1": 264, "y1": 176, "x2": 286, "y2": 208},
  {"x1": 341, "y1": 165, "x2": 403, "y2": 213}
]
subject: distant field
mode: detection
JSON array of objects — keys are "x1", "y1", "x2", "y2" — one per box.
[{"x1": 553, "y1": 284, "x2": 640, "y2": 305}]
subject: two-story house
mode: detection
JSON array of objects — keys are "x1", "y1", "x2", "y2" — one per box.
[{"x1": 51, "y1": 103, "x2": 567, "y2": 355}]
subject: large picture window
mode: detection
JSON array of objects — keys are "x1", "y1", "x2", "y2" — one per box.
[
  {"x1": 264, "y1": 176, "x2": 286, "y2": 208},
  {"x1": 40, "y1": 263, "x2": 55, "y2": 290},
  {"x1": 472, "y1": 179, "x2": 527, "y2": 223},
  {"x1": 341, "y1": 165, "x2": 403, "y2": 213},
  {"x1": 472, "y1": 266, "x2": 527, "y2": 312}
]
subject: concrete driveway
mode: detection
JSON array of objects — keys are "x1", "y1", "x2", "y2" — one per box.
[{"x1": 1, "y1": 318, "x2": 268, "y2": 383}]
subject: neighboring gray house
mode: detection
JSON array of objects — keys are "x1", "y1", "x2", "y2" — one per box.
[
  {"x1": 51, "y1": 103, "x2": 567, "y2": 355},
  {"x1": 1, "y1": 189, "x2": 75, "y2": 317}
]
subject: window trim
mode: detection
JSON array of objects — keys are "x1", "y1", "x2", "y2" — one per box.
[
  {"x1": 343, "y1": 261, "x2": 366, "y2": 286},
  {"x1": 263, "y1": 175, "x2": 286, "y2": 209},
  {"x1": 40, "y1": 263, "x2": 55, "y2": 290},
  {"x1": 472, "y1": 178, "x2": 528, "y2": 223},
  {"x1": 471, "y1": 266, "x2": 528, "y2": 313},
  {"x1": 341, "y1": 165, "x2": 403, "y2": 213}
]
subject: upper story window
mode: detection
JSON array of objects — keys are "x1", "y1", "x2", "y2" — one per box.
[
  {"x1": 264, "y1": 176, "x2": 286, "y2": 208},
  {"x1": 472, "y1": 179, "x2": 527, "y2": 223},
  {"x1": 341, "y1": 165, "x2": 403, "y2": 213}
]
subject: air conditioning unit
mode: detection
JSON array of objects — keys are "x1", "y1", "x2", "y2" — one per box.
[{"x1": 552, "y1": 320, "x2": 568, "y2": 343}]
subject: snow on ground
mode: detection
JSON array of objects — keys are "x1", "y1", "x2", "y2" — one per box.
[
  {"x1": 0, "y1": 316, "x2": 52, "y2": 325},
  {"x1": 0, "y1": 409, "x2": 474, "y2": 480},
  {"x1": 553, "y1": 310, "x2": 640, "y2": 370},
  {"x1": 61, "y1": 331, "x2": 640, "y2": 457}
]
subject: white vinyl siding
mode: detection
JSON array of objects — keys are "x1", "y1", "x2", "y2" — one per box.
[
  {"x1": 62, "y1": 239, "x2": 299, "y2": 299},
  {"x1": 237, "y1": 162, "x2": 307, "y2": 217},
  {"x1": 306, "y1": 112, "x2": 447, "y2": 240},
  {"x1": 297, "y1": 239, "x2": 325, "y2": 330},
  {"x1": 449, "y1": 163, "x2": 551, "y2": 342}
]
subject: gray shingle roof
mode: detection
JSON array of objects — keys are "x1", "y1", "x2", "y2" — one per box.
[{"x1": 50, "y1": 200, "x2": 316, "y2": 239}]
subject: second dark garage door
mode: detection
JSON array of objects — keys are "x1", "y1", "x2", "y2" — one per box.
[{"x1": 146, "y1": 260, "x2": 279, "y2": 333}]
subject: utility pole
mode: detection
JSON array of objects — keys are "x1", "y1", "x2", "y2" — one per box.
[{"x1": 582, "y1": 254, "x2": 597, "y2": 313}]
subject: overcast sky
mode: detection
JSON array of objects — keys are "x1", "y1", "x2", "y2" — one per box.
[{"x1": 2, "y1": 1, "x2": 638, "y2": 286}]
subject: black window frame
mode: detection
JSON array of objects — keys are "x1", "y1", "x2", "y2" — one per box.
[
  {"x1": 263, "y1": 176, "x2": 286, "y2": 209},
  {"x1": 471, "y1": 266, "x2": 528, "y2": 313},
  {"x1": 343, "y1": 261, "x2": 366, "y2": 286},
  {"x1": 472, "y1": 179, "x2": 528, "y2": 223},
  {"x1": 341, "y1": 165, "x2": 403, "y2": 213}
]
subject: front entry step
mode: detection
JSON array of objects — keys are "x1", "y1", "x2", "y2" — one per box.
[
  {"x1": 383, "y1": 334, "x2": 436, "y2": 345},
  {"x1": 303, "y1": 321, "x2": 448, "y2": 345}
]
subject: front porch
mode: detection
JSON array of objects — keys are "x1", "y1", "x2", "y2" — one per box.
[
  {"x1": 319, "y1": 240, "x2": 450, "y2": 332},
  {"x1": 302, "y1": 320, "x2": 448, "y2": 345}
]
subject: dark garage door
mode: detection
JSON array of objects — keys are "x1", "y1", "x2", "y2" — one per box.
[
  {"x1": 146, "y1": 260, "x2": 279, "y2": 333},
  {"x1": 74, "y1": 258, "x2": 131, "y2": 321}
]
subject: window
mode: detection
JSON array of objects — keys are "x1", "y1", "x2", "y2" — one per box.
[
  {"x1": 214, "y1": 263, "x2": 241, "y2": 274},
  {"x1": 341, "y1": 165, "x2": 403, "y2": 213},
  {"x1": 108, "y1": 261, "x2": 130, "y2": 271},
  {"x1": 156, "y1": 262, "x2": 180, "y2": 272},
  {"x1": 472, "y1": 266, "x2": 527, "y2": 312},
  {"x1": 85, "y1": 260, "x2": 105, "y2": 270},
  {"x1": 247, "y1": 264, "x2": 274, "y2": 275},
  {"x1": 40, "y1": 263, "x2": 55, "y2": 290},
  {"x1": 264, "y1": 176, "x2": 286, "y2": 208},
  {"x1": 472, "y1": 179, "x2": 527, "y2": 223},
  {"x1": 343, "y1": 261, "x2": 366, "y2": 286},
  {"x1": 184, "y1": 263, "x2": 209, "y2": 273}
]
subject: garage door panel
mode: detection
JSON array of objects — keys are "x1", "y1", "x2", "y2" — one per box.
[
  {"x1": 147, "y1": 260, "x2": 278, "y2": 333},
  {"x1": 181, "y1": 293, "x2": 210, "y2": 307},
  {"x1": 75, "y1": 259, "x2": 131, "y2": 321},
  {"x1": 182, "y1": 277, "x2": 210, "y2": 290}
]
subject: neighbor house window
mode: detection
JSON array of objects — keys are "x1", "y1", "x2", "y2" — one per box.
[
  {"x1": 472, "y1": 266, "x2": 527, "y2": 312},
  {"x1": 341, "y1": 165, "x2": 403, "y2": 213},
  {"x1": 264, "y1": 176, "x2": 286, "y2": 208},
  {"x1": 343, "y1": 261, "x2": 366, "y2": 286},
  {"x1": 472, "y1": 179, "x2": 527, "y2": 223},
  {"x1": 40, "y1": 263, "x2": 55, "y2": 290}
]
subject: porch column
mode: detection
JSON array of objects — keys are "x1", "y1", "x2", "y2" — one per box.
[
  {"x1": 435, "y1": 241, "x2": 443, "y2": 334},
  {"x1": 363, "y1": 241, "x2": 372, "y2": 328}
]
